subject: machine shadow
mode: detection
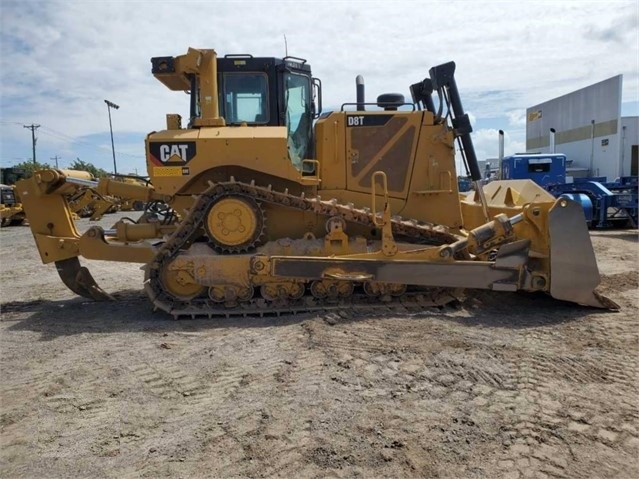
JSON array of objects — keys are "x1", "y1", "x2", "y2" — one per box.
[
  {"x1": 1, "y1": 288, "x2": 609, "y2": 341},
  {"x1": 438, "y1": 290, "x2": 613, "y2": 328},
  {"x1": 590, "y1": 230, "x2": 638, "y2": 242},
  {"x1": 1, "y1": 289, "x2": 312, "y2": 341}
]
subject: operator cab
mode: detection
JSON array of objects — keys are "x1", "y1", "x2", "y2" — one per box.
[
  {"x1": 216, "y1": 55, "x2": 321, "y2": 168},
  {"x1": 151, "y1": 50, "x2": 322, "y2": 170},
  {"x1": 0, "y1": 185, "x2": 17, "y2": 206}
]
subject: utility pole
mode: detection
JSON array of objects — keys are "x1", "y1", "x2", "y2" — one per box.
[
  {"x1": 23, "y1": 124, "x2": 40, "y2": 164},
  {"x1": 50, "y1": 155, "x2": 61, "y2": 168},
  {"x1": 104, "y1": 100, "x2": 120, "y2": 174}
]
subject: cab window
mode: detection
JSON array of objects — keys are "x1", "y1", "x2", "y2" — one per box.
[
  {"x1": 222, "y1": 73, "x2": 269, "y2": 124},
  {"x1": 285, "y1": 72, "x2": 312, "y2": 169}
]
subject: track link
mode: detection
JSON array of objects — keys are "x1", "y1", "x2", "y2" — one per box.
[{"x1": 145, "y1": 180, "x2": 463, "y2": 319}]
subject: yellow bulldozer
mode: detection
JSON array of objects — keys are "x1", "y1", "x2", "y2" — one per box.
[
  {"x1": 1, "y1": 167, "x2": 27, "y2": 227},
  {"x1": 111, "y1": 175, "x2": 149, "y2": 212},
  {"x1": 1, "y1": 184, "x2": 26, "y2": 227},
  {"x1": 15, "y1": 47, "x2": 617, "y2": 318},
  {"x1": 66, "y1": 173, "x2": 149, "y2": 219}
]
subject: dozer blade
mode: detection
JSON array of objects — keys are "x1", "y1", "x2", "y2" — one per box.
[
  {"x1": 55, "y1": 257, "x2": 115, "y2": 301},
  {"x1": 548, "y1": 199, "x2": 619, "y2": 310}
]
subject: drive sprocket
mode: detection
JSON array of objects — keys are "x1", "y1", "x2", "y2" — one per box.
[{"x1": 204, "y1": 194, "x2": 265, "y2": 253}]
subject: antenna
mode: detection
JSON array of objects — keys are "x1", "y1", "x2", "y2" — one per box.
[{"x1": 283, "y1": 34, "x2": 288, "y2": 56}]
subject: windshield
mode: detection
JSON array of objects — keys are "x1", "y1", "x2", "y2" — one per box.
[
  {"x1": 222, "y1": 73, "x2": 269, "y2": 124},
  {"x1": 285, "y1": 72, "x2": 312, "y2": 170}
]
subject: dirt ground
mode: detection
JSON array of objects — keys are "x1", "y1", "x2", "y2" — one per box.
[{"x1": 0, "y1": 212, "x2": 637, "y2": 479}]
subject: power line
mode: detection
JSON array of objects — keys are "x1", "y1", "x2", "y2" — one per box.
[
  {"x1": 5, "y1": 120, "x2": 146, "y2": 161},
  {"x1": 23, "y1": 124, "x2": 40, "y2": 164},
  {"x1": 50, "y1": 155, "x2": 61, "y2": 168},
  {"x1": 38, "y1": 125, "x2": 145, "y2": 159}
]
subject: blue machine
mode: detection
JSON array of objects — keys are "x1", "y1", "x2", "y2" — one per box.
[
  {"x1": 457, "y1": 176, "x2": 472, "y2": 192},
  {"x1": 500, "y1": 153, "x2": 567, "y2": 189},
  {"x1": 552, "y1": 176, "x2": 638, "y2": 228},
  {"x1": 500, "y1": 154, "x2": 638, "y2": 228}
]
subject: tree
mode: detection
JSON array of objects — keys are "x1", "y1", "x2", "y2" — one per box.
[
  {"x1": 2, "y1": 161, "x2": 51, "y2": 182},
  {"x1": 68, "y1": 158, "x2": 109, "y2": 178}
]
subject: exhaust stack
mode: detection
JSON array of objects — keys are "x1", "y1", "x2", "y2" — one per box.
[
  {"x1": 356, "y1": 75, "x2": 365, "y2": 111},
  {"x1": 549, "y1": 128, "x2": 556, "y2": 153},
  {"x1": 497, "y1": 130, "x2": 505, "y2": 180}
]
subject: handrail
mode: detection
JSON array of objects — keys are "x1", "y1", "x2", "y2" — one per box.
[
  {"x1": 371, "y1": 171, "x2": 389, "y2": 228},
  {"x1": 300, "y1": 159, "x2": 321, "y2": 185},
  {"x1": 340, "y1": 102, "x2": 416, "y2": 111},
  {"x1": 283, "y1": 56, "x2": 307, "y2": 64},
  {"x1": 414, "y1": 171, "x2": 453, "y2": 194}
]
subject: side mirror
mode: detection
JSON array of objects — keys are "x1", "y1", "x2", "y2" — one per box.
[{"x1": 312, "y1": 77, "x2": 322, "y2": 118}]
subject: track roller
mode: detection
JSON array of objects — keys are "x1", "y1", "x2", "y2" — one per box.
[{"x1": 310, "y1": 280, "x2": 354, "y2": 299}]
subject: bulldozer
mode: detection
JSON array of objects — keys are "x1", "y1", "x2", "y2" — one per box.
[
  {"x1": 66, "y1": 173, "x2": 149, "y2": 219},
  {"x1": 1, "y1": 167, "x2": 27, "y2": 227},
  {"x1": 1, "y1": 184, "x2": 26, "y2": 227},
  {"x1": 15, "y1": 47, "x2": 618, "y2": 318},
  {"x1": 111, "y1": 175, "x2": 149, "y2": 212},
  {"x1": 67, "y1": 187, "x2": 118, "y2": 221}
]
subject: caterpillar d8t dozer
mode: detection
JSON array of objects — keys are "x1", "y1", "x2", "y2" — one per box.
[{"x1": 15, "y1": 47, "x2": 618, "y2": 318}]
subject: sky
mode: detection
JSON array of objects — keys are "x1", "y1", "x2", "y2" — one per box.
[{"x1": 1, "y1": 0, "x2": 638, "y2": 176}]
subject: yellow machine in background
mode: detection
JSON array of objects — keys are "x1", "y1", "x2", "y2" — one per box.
[
  {"x1": 1, "y1": 168, "x2": 27, "y2": 227},
  {"x1": 67, "y1": 189, "x2": 117, "y2": 220},
  {"x1": 115, "y1": 176, "x2": 148, "y2": 212},
  {"x1": 64, "y1": 173, "x2": 147, "y2": 220},
  {"x1": 1, "y1": 184, "x2": 25, "y2": 227},
  {"x1": 15, "y1": 47, "x2": 617, "y2": 317}
]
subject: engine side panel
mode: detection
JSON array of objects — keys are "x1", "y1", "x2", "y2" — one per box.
[{"x1": 146, "y1": 126, "x2": 300, "y2": 197}]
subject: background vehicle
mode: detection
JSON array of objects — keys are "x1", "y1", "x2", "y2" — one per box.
[
  {"x1": 0, "y1": 184, "x2": 25, "y2": 227},
  {"x1": 113, "y1": 176, "x2": 149, "y2": 212},
  {"x1": 15, "y1": 47, "x2": 617, "y2": 317},
  {"x1": 500, "y1": 153, "x2": 638, "y2": 228},
  {"x1": 0, "y1": 167, "x2": 28, "y2": 226}
]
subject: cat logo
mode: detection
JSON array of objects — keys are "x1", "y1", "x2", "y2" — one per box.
[{"x1": 149, "y1": 141, "x2": 197, "y2": 165}]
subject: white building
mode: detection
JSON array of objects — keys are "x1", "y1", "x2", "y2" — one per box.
[{"x1": 526, "y1": 75, "x2": 638, "y2": 180}]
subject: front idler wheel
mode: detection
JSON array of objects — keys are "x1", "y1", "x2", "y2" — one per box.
[{"x1": 159, "y1": 261, "x2": 205, "y2": 301}]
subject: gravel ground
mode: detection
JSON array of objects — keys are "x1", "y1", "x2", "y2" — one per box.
[{"x1": 0, "y1": 212, "x2": 637, "y2": 479}]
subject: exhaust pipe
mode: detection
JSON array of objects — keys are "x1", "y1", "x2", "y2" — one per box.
[
  {"x1": 550, "y1": 128, "x2": 556, "y2": 153},
  {"x1": 498, "y1": 130, "x2": 505, "y2": 180},
  {"x1": 356, "y1": 75, "x2": 365, "y2": 111}
]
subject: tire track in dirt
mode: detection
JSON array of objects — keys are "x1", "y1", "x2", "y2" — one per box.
[
  {"x1": 39, "y1": 385, "x2": 120, "y2": 462},
  {"x1": 492, "y1": 322, "x2": 639, "y2": 479},
  {"x1": 126, "y1": 361, "x2": 213, "y2": 401},
  {"x1": 0, "y1": 340, "x2": 124, "y2": 465},
  {"x1": 427, "y1": 351, "x2": 515, "y2": 392},
  {"x1": 229, "y1": 324, "x2": 330, "y2": 478},
  {"x1": 309, "y1": 303, "x2": 639, "y2": 478},
  {"x1": 226, "y1": 315, "x2": 419, "y2": 478},
  {"x1": 123, "y1": 325, "x2": 314, "y2": 478},
  {"x1": 264, "y1": 315, "x2": 520, "y2": 476}
]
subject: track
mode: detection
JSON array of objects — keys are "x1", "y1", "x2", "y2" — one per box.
[{"x1": 145, "y1": 179, "x2": 463, "y2": 319}]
